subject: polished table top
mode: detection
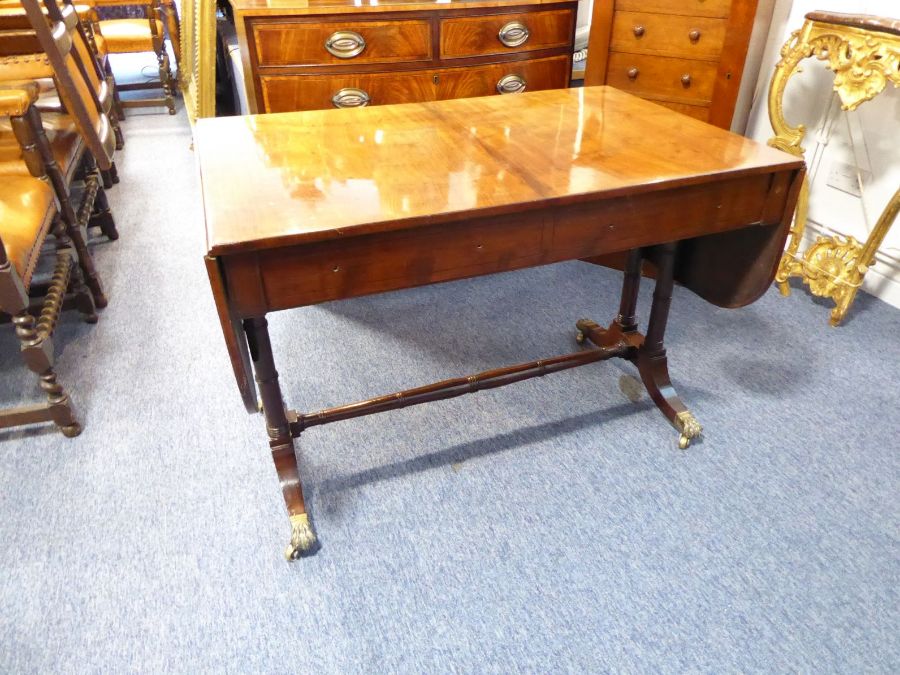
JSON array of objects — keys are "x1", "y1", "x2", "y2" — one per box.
[{"x1": 197, "y1": 87, "x2": 803, "y2": 256}]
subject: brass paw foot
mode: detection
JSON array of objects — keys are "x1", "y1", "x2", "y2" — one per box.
[
  {"x1": 675, "y1": 411, "x2": 702, "y2": 449},
  {"x1": 60, "y1": 422, "x2": 83, "y2": 438},
  {"x1": 575, "y1": 318, "x2": 600, "y2": 345},
  {"x1": 284, "y1": 513, "x2": 318, "y2": 561}
]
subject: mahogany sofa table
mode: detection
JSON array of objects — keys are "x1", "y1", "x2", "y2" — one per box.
[{"x1": 197, "y1": 86, "x2": 804, "y2": 560}]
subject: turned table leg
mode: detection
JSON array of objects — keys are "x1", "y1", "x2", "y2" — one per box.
[
  {"x1": 635, "y1": 242, "x2": 702, "y2": 449},
  {"x1": 245, "y1": 317, "x2": 318, "y2": 559}
]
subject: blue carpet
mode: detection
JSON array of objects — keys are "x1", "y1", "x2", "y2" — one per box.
[{"x1": 1, "y1": 104, "x2": 898, "y2": 673}]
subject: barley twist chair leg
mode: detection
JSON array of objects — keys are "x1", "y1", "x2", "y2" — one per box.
[{"x1": 158, "y1": 50, "x2": 176, "y2": 115}]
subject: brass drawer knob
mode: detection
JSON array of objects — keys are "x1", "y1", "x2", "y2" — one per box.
[
  {"x1": 627, "y1": 67, "x2": 639, "y2": 80},
  {"x1": 498, "y1": 21, "x2": 530, "y2": 48},
  {"x1": 496, "y1": 73, "x2": 526, "y2": 94},
  {"x1": 689, "y1": 29, "x2": 701, "y2": 42},
  {"x1": 332, "y1": 87, "x2": 370, "y2": 108},
  {"x1": 633, "y1": 25, "x2": 645, "y2": 37},
  {"x1": 681, "y1": 73, "x2": 692, "y2": 86},
  {"x1": 324, "y1": 31, "x2": 367, "y2": 58}
]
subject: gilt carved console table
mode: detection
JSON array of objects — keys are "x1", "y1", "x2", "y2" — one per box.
[
  {"x1": 198, "y1": 87, "x2": 803, "y2": 559},
  {"x1": 767, "y1": 11, "x2": 900, "y2": 326}
]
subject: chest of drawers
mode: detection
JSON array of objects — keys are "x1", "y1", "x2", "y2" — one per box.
[
  {"x1": 229, "y1": 0, "x2": 577, "y2": 114},
  {"x1": 585, "y1": 0, "x2": 758, "y2": 128}
]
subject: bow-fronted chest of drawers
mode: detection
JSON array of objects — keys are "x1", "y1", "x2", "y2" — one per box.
[{"x1": 229, "y1": 0, "x2": 577, "y2": 114}]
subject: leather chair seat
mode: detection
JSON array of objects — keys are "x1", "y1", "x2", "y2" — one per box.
[
  {"x1": 98, "y1": 18, "x2": 164, "y2": 53},
  {"x1": 0, "y1": 175, "x2": 55, "y2": 283},
  {"x1": 0, "y1": 54, "x2": 53, "y2": 83},
  {"x1": 0, "y1": 111, "x2": 84, "y2": 183}
]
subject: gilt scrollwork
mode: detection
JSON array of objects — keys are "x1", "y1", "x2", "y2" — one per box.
[{"x1": 767, "y1": 15, "x2": 900, "y2": 326}]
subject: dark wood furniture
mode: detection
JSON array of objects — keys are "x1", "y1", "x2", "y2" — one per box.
[
  {"x1": 198, "y1": 86, "x2": 804, "y2": 559},
  {"x1": 228, "y1": 0, "x2": 577, "y2": 113},
  {"x1": 585, "y1": 0, "x2": 759, "y2": 128},
  {"x1": 0, "y1": 0, "x2": 123, "y2": 437},
  {"x1": 88, "y1": 0, "x2": 177, "y2": 115}
]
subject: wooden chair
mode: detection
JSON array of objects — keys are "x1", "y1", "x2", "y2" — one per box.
[
  {"x1": 1, "y1": 0, "x2": 122, "y2": 308},
  {"x1": 87, "y1": 0, "x2": 176, "y2": 115},
  {"x1": 0, "y1": 82, "x2": 99, "y2": 437},
  {"x1": 0, "y1": 0, "x2": 125, "y2": 155},
  {"x1": 0, "y1": 0, "x2": 121, "y2": 263}
]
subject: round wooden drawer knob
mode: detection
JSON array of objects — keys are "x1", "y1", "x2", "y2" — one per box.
[
  {"x1": 681, "y1": 74, "x2": 692, "y2": 86},
  {"x1": 627, "y1": 67, "x2": 639, "y2": 80},
  {"x1": 633, "y1": 25, "x2": 645, "y2": 37},
  {"x1": 689, "y1": 29, "x2": 701, "y2": 42}
]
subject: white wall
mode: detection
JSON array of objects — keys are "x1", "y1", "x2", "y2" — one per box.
[{"x1": 743, "y1": 0, "x2": 900, "y2": 310}]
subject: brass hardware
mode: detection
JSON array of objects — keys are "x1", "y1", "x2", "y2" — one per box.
[
  {"x1": 675, "y1": 410, "x2": 702, "y2": 449},
  {"x1": 433, "y1": 74, "x2": 439, "y2": 84},
  {"x1": 324, "y1": 30, "x2": 367, "y2": 58},
  {"x1": 681, "y1": 73, "x2": 692, "y2": 86},
  {"x1": 767, "y1": 14, "x2": 900, "y2": 325},
  {"x1": 633, "y1": 25, "x2": 645, "y2": 37},
  {"x1": 689, "y1": 29, "x2": 701, "y2": 42},
  {"x1": 285, "y1": 513, "x2": 317, "y2": 561},
  {"x1": 627, "y1": 67, "x2": 639, "y2": 80},
  {"x1": 498, "y1": 21, "x2": 530, "y2": 48},
  {"x1": 331, "y1": 87, "x2": 370, "y2": 108},
  {"x1": 496, "y1": 73, "x2": 526, "y2": 94}
]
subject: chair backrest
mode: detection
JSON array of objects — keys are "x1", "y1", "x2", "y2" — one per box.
[{"x1": 21, "y1": 0, "x2": 114, "y2": 168}]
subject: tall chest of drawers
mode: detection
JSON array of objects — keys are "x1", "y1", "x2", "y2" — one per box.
[
  {"x1": 585, "y1": 0, "x2": 759, "y2": 128},
  {"x1": 229, "y1": 0, "x2": 577, "y2": 114}
]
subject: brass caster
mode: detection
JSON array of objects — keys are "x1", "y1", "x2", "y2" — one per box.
[
  {"x1": 674, "y1": 410, "x2": 702, "y2": 450},
  {"x1": 60, "y1": 422, "x2": 83, "y2": 438},
  {"x1": 575, "y1": 330, "x2": 585, "y2": 344},
  {"x1": 284, "y1": 513, "x2": 318, "y2": 561}
]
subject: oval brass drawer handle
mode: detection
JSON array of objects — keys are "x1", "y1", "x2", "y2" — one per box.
[
  {"x1": 325, "y1": 31, "x2": 367, "y2": 59},
  {"x1": 498, "y1": 21, "x2": 530, "y2": 48},
  {"x1": 332, "y1": 87, "x2": 371, "y2": 108},
  {"x1": 496, "y1": 74, "x2": 526, "y2": 94}
]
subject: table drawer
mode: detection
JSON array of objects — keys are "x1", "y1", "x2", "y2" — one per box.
[
  {"x1": 615, "y1": 0, "x2": 732, "y2": 18},
  {"x1": 437, "y1": 55, "x2": 569, "y2": 99},
  {"x1": 259, "y1": 71, "x2": 436, "y2": 112},
  {"x1": 610, "y1": 11, "x2": 727, "y2": 60},
  {"x1": 252, "y1": 19, "x2": 432, "y2": 67},
  {"x1": 606, "y1": 52, "x2": 717, "y2": 104},
  {"x1": 440, "y1": 9, "x2": 573, "y2": 59}
]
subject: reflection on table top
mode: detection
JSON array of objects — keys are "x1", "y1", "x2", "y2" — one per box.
[{"x1": 197, "y1": 86, "x2": 803, "y2": 255}]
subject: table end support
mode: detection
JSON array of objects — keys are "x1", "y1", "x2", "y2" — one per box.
[
  {"x1": 578, "y1": 245, "x2": 704, "y2": 449},
  {"x1": 246, "y1": 316, "x2": 320, "y2": 560}
]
